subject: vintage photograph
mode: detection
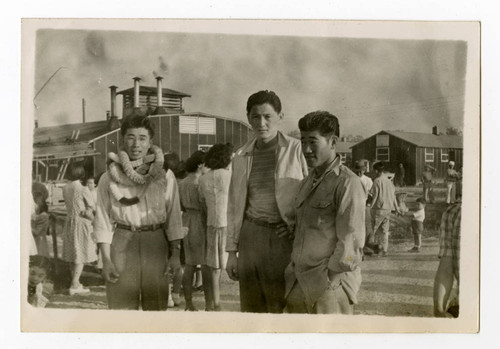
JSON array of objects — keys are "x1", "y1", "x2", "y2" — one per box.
[{"x1": 20, "y1": 19, "x2": 480, "y2": 332}]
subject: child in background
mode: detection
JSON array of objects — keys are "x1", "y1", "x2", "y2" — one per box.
[
  {"x1": 28, "y1": 255, "x2": 53, "y2": 307},
  {"x1": 406, "y1": 197, "x2": 426, "y2": 252}
]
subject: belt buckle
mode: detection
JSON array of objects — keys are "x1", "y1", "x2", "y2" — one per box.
[{"x1": 130, "y1": 225, "x2": 137, "y2": 232}]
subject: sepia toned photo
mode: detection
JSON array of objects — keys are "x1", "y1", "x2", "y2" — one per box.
[{"x1": 20, "y1": 19, "x2": 480, "y2": 333}]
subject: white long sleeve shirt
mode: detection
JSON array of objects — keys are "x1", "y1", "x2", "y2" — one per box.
[{"x1": 93, "y1": 169, "x2": 184, "y2": 244}]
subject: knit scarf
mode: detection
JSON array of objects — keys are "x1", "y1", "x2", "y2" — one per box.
[{"x1": 107, "y1": 145, "x2": 166, "y2": 205}]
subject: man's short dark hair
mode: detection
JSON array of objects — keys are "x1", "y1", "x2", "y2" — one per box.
[
  {"x1": 373, "y1": 161, "x2": 386, "y2": 172},
  {"x1": 185, "y1": 150, "x2": 206, "y2": 173},
  {"x1": 246, "y1": 90, "x2": 282, "y2": 114},
  {"x1": 298, "y1": 111, "x2": 340, "y2": 139},
  {"x1": 206, "y1": 143, "x2": 233, "y2": 170},
  {"x1": 120, "y1": 115, "x2": 155, "y2": 138}
]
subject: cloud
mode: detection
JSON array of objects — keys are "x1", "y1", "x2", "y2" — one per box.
[{"x1": 33, "y1": 30, "x2": 467, "y2": 137}]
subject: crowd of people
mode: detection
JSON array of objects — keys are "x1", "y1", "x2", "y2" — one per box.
[{"x1": 28, "y1": 89, "x2": 461, "y2": 317}]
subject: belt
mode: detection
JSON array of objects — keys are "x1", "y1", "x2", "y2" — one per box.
[
  {"x1": 115, "y1": 222, "x2": 164, "y2": 232},
  {"x1": 244, "y1": 215, "x2": 284, "y2": 229}
]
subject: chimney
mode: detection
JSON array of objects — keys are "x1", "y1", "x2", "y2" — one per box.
[
  {"x1": 432, "y1": 126, "x2": 438, "y2": 135},
  {"x1": 82, "y1": 98, "x2": 86, "y2": 123},
  {"x1": 133, "y1": 77, "x2": 141, "y2": 108},
  {"x1": 131, "y1": 77, "x2": 144, "y2": 116},
  {"x1": 107, "y1": 85, "x2": 121, "y2": 130},
  {"x1": 109, "y1": 85, "x2": 118, "y2": 117},
  {"x1": 154, "y1": 76, "x2": 167, "y2": 115}
]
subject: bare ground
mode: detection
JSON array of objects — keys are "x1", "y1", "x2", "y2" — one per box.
[{"x1": 41, "y1": 186, "x2": 451, "y2": 316}]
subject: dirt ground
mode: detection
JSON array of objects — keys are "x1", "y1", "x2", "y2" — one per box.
[{"x1": 40, "y1": 186, "x2": 453, "y2": 316}]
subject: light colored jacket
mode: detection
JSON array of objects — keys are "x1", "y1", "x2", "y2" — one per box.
[
  {"x1": 226, "y1": 131, "x2": 308, "y2": 252},
  {"x1": 285, "y1": 156, "x2": 365, "y2": 307}
]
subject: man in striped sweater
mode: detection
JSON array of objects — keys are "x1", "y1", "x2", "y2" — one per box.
[{"x1": 226, "y1": 90, "x2": 308, "y2": 313}]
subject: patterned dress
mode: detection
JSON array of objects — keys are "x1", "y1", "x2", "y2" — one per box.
[
  {"x1": 179, "y1": 174, "x2": 206, "y2": 266},
  {"x1": 61, "y1": 181, "x2": 97, "y2": 264}
]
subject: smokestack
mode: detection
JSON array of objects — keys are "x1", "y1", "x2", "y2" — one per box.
[
  {"x1": 154, "y1": 76, "x2": 167, "y2": 115},
  {"x1": 82, "y1": 98, "x2": 86, "y2": 123},
  {"x1": 133, "y1": 77, "x2": 141, "y2": 108},
  {"x1": 107, "y1": 85, "x2": 121, "y2": 130},
  {"x1": 109, "y1": 85, "x2": 118, "y2": 117},
  {"x1": 156, "y1": 76, "x2": 163, "y2": 107},
  {"x1": 432, "y1": 126, "x2": 438, "y2": 135},
  {"x1": 131, "y1": 77, "x2": 145, "y2": 117}
]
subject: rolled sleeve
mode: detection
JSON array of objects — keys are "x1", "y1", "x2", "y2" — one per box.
[
  {"x1": 93, "y1": 174, "x2": 114, "y2": 244},
  {"x1": 164, "y1": 170, "x2": 185, "y2": 241},
  {"x1": 328, "y1": 176, "x2": 365, "y2": 274}
]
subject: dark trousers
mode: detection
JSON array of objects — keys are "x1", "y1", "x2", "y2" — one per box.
[
  {"x1": 106, "y1": 228, "x2": 170, "y2": 310},
  {"x1": 238, "y1": 219, "x2": 292, "y2": 313},
  {"x1": 412, "y1": 220, "x2": 424, "y2": 248}
]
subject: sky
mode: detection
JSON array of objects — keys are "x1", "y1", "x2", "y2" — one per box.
[{"x1": 33, "y1": 29, "x2": 467, "y2": 137}]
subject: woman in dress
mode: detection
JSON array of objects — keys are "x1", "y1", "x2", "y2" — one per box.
[
  {"x1": 62, "y1": 165, "x2": 97, "y2": 295},
  {"x1": 178, "y1": 151, "x2": 208, "y2": 311},
  {"x1": 199, "y1": 144, "x2": 233, "y2": 311}
]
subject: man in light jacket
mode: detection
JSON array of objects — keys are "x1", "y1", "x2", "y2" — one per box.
[{"x1": 225, "y1": 90, "x2": 308, "y2": 313}]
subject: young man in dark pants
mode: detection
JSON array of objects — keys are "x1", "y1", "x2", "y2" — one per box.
[{"x1": 225, "y1": 90, "x2": 308, "y2": 313}]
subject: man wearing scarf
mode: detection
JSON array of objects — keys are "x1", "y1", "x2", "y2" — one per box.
[{"x1": 94, "y1": 115, "x2": 184, "y2": 310}]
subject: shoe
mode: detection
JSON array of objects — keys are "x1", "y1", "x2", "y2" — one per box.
[
  {"x1": 167, "y1": 294, "x2": 175, "y2": 308},
  {"x1": 408, "y1": 247, "x2": 420, "y2": 253},
  {"x1": 69, "y1": 285, "x2": 90, "y2": 296},
  {"x1": 185, "y1": 303, "x2": 197, "y2": 311},
  {"x1": 171, "y1": 292, "x2": 181, "y2": 306},
  {"x1": 363, "y1": 246, "x2": 374, "y2": 256},
  {"x1": 213, "y1": 305, "x2": 221, "y2": 312},
  {"x1": 378, "y1": 251, "x2": 388, "y2": 257}
]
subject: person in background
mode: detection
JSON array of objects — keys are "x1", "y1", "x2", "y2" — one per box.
[
  {"x1": 405, "y1": 197, "x2": 426, "y2": 253},
  {"x1": 86, "y1": 177, "x2": 98, "y2": 206},
  {"x1": 94, "y1": 115, "x2": 183, "y2": 310},
  {"x1": 446, "y1": 161, "x2": 459, "y2": 204},
  {"x1": 28, "y1": 255, "x2": 52, "y2": 307},
  {"x1": 178, "y1": 150, "x2": 209, "y2": 311},
  {"x1": 285, "y1": 111, "x2": 365, "y2": 314},
  {"x1": 421, "y1": 165, "x2": 435, "y2": 203},
  {"x1": 394, "y1": 163, "x2": 406, "y2": 187},
  {"x1": 354, "y1": 160, "x2": 375, "y2": 256},
  {"x1": 226, "y1": 90, "x2": 308, "y2": 313},
  {"x1": 31, "y1": 191, "x2": 50, "y2": 257},
  {"x1": 433, "y1": 200, "x2": 461, "y2": 317},
  {"x1": 369, "y1": 161, "x2": 401, "y2": 257},
  {"x1": 84, "y1": 176, "x2": 103, "y2": 270},
  {"x1": 456, "y1": 167, "x2": 463, "y2": 200},
  {"x1": 199, "y1": 143, "x2": 233, "y2": 311},
  {"x1": 62, "y1": 165, "x2": 97, "y2": 295},
  {"x1": 163, "y1": 151, "x2": 187, "y2": 308}
]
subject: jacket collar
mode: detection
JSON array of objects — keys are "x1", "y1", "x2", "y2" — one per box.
[
  {"x1": 296, "y1": 154, "x2": 341, "y2": 206},
  {"x1": 241, "y1": 131, "x2": 290, "y2": 156},
  {"x1": 313, "y1": 154, "x2": 341, "y2": 179}
]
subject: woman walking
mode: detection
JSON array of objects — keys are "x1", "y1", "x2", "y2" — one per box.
[
  {"x1": 199, "y1": 144, "x2": 233, "y2": 311},
  {"x1": 178, "y1": 151, "x2": 209, "y2": 311},
  {"x1": 62, "y1": 165, "x2": 97, "y2": 295}
]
